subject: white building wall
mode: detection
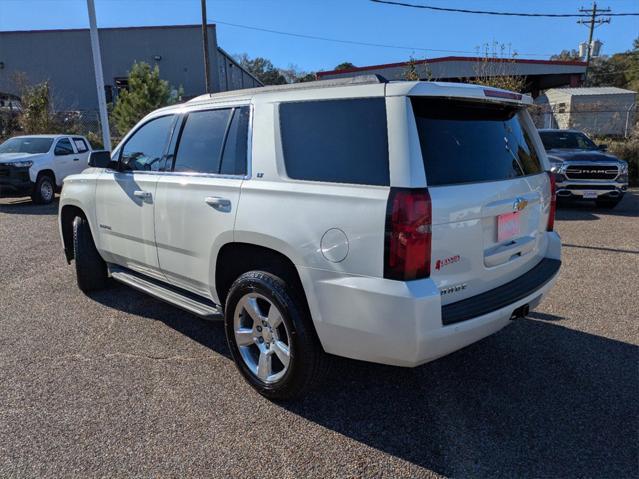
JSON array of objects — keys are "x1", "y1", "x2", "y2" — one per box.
[{"x1": 542, "y1": 88, "x2": 636, "y2": 136}]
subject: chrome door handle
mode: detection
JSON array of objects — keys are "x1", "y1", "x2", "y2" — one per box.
[
  {"x1": 134, "y1": 190, "x2": 152, "y2": 199},
  {"x1": 205, "y1": 196, "x2": 231, "y2": 212}
]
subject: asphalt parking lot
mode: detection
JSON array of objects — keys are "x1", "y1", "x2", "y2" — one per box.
[{"x1": 0, "y1": 191, "x2": 637, "y2": 478}]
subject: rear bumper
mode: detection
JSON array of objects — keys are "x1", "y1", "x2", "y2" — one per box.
[{"x1": 304, "y1": 232, "x2": 562, "y2": 367}]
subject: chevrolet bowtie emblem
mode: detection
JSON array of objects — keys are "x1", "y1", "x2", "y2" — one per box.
[{"x1": 514, "y1": 197, "x2": 528, "y2": 212}]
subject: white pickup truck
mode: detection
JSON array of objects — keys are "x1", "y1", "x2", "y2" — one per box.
[
  {"x1": 59, "y1": 77, "x2": 561, "y2": 399},
  {"x1": 0, "y1": 134, "x2": 91, "y2": 204}
]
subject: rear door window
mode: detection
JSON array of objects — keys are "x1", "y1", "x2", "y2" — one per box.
[
  {"x1": 173, "y1": 109, "x2": 232, "y2": 174},
  {"x1": 279, "y1": 98, "x2": 389, "y2": 186},
  {"x1": 411, "y1": 98, "x2": 542, "y2": 186}
]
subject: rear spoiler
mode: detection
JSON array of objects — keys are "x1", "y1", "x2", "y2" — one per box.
[{"x1": 386, "y1": 81, "x2": 533, "y2": 105}]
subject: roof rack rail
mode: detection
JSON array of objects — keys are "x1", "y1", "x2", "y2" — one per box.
[{"x1": 187, "y1": 74, "x2": 388, "y2": 103}]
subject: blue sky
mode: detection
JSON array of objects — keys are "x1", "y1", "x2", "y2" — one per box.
[{"x1": 1, "y1": 0, "x2": 638, "y2": 72}]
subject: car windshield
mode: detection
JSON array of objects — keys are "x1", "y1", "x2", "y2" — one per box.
[
  {"x1": 539, "y1": 131, "x2": 597, "y2": 151},
  {"x1": 0, "y1": 137, "x2": 53, "y2": 154}
]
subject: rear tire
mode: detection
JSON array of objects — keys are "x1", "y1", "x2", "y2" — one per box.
[
  {"x1": 596, "y1": 197, "x2": 622, "y2": 209},
  {"x1": 73, "y1": 216, "x2": 108, "y2": 293},
  {"x1": 31, "y1": 174, "x2": 55, "y2": 204},
  {"x1": 224, "y1": 270, "x2": 327, "y2": 400}
]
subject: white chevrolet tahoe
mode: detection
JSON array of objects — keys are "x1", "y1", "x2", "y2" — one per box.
[
  {"x1": 0, "y1": 134, "x2": 92, "y2": 204},
  {"x1": 59, "y1": 77, "x2": 561, "y2": 399}
]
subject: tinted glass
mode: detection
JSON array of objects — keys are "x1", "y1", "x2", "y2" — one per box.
[
  {"x1": 55, "y1": 138, "x2": 74, "y2": 155},
  {"x1": 220, "y1": 107, "x2": 249, "y2": 175},
  {"x1": 0, "y1": 137, "x2": 53, "y2": 154},
  {"x1": 539, "y1": 131, "x2": 597, "y2": 150},
  {"x1": 411, "y1": 98, "x2": 542, "y2": 186},
  {"x1": 121, "y1": 115, "x2": 174, "y2": 171},
  {"x1": 279, "y1": 98, "x2": 389, "y2": 186},
  {"x1": 73, "y1": 138, "x2": 89, "y2": 152},
  {"x1": 173, "y1": 109, "x2": 232, "y2": 174}
]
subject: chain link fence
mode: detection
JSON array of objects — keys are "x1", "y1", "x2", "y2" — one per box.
[
  {"x1": 530, "y1": 105, "x2": 637, "y2": 139},
  {"x1": 1, "y1": 109, "x2": 120, "y2": 148}
]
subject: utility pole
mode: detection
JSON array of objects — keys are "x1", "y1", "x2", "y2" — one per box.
[
  {"x1": 200, "y1": 0, "x2": 211, "y2": 94},
  {"x1": 87, "y1": 0, "x2": 111, "y2": 150},
  {"x1": 578, "y1": 2, "x2": 611, "y2": 86}
]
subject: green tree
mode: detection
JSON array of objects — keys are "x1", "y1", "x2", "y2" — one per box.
[
  {"x1": 334, "y1": 62, "x2": 355, "y2": 71},
  {"x1": 16, "y1": 79, "x2": 59, "y2": 134},
  {"x1": 236, "y1": 54, "x2": 287, "y2": 85},
  {"x1": 279, "y1": 64, "x2": 317, "y2": 83},
  {"x1": 589, "y1": 37, "x2": 639, "y2": 91},
  {"x1": 296, "y1": 72, "x2": 317, "y2": 83},
  {"x1": 111, "y1": 62, "x2": 178, "y2": 135}
]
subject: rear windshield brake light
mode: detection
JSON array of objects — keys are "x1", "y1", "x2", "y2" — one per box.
[{"x1": 483, "y1": 89, "x2": 522, "y2": 101}]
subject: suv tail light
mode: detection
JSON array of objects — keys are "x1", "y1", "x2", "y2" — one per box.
[
  {"x1": 384, "y1": 188, "x2": 432, "y2": 280},
  {"x1": 546, "y1": 171, "x2": 556, "y2": 231}
]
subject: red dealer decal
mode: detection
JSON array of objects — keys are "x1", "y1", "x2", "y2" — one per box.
[{"x1": 435, "y1": 255, "x2": 460, "y2": 271}]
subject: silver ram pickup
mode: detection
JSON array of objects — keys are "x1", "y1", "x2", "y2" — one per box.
[{"x1": 539, "y1": 129, "x2": 629, "y2": 209}]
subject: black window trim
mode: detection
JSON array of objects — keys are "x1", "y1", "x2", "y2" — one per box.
[
  {"x1": 116, "y1": 113, "x2": 179, "y2": 173},
  {"x1": 167, "y1": 104, "x2": 251, "y2": 179}
]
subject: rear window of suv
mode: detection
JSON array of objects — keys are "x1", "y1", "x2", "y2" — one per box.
[
  {"x1": 411, "y1": 98, "x2": 542, "y2": 186},
  {"x1": 279, "y1": 98, "x2": 389, "y2": 186}
]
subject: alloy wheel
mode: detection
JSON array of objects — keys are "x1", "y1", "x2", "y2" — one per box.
[{"x1": 233, "y1": 292, "x2": 292, "y2": 384}]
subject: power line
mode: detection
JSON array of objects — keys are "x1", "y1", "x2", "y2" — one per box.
[
  {"x1": 212, "y1": 19, "x2": 559, "y2": 57},
  {"x1": 370, "y1": 0, "x2": 639, "y2": 17}
]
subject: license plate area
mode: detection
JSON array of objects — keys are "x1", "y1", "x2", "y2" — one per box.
[
  {"x1": 582, "y1": 190, "x2": 598, "y2": 199},
  {"x1": 497, "y1": 211, "x2": 521, "y2": 242}
]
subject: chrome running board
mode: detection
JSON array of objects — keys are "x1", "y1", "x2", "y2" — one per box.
[{"x1": 109, "y1": 266, "x2": 222, "y2": 320}]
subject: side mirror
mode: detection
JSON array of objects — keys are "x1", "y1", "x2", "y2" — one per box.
[
  {"x1": 598, "y1": 144, "x2": 608, "y2": 151},
  {"x1": 88, "y1": 150, "x2": 115, "y2": 168}
]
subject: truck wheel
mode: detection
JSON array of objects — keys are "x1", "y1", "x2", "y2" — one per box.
[
  {"x1": 31, "y1": 173, "x2": 55, "y2": 204},
  {"x1": 596, "y1": 197, "x2": 622, "y2": 209},
  {"x1": 224, "y1": 271, "x2": 327, "y2": 400},
  {"x1": 73, "y1": 216, "x2": 108, "y2": 293}
]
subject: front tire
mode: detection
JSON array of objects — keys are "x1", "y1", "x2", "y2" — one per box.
[
  {"x1": 73, "y1": 216, "x2": 108, "y2": 293},
  {"x1": 224, "y1": 271, "x2": 327, "y2": 400},
  {"x1": 31, "y1": 174, "x2": 55, "y2": 204}
]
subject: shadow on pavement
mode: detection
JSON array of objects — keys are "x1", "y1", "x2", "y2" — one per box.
[
  {"x1": 556, "y1": 190, "x2": 638, "y2": 221},
  {"x1": 92, "y1": 283, "x2": 638, "y2": 477},
  {"x1": 0, "y1": 197, "x2": 59, "y2": 215},
  {"x1": 283, "y1": 319, "x2": 638, "y2": 477},
  {"x1": 90, "y1": 283, "x2": 231, "y2": 360},
  {"x1": 527, "y1": 311, "x2": 564, "y2": 321}
]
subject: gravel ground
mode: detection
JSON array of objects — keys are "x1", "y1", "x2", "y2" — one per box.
[{"x1": 0, "y1": 191, "x2": 637, "y2": 478}]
